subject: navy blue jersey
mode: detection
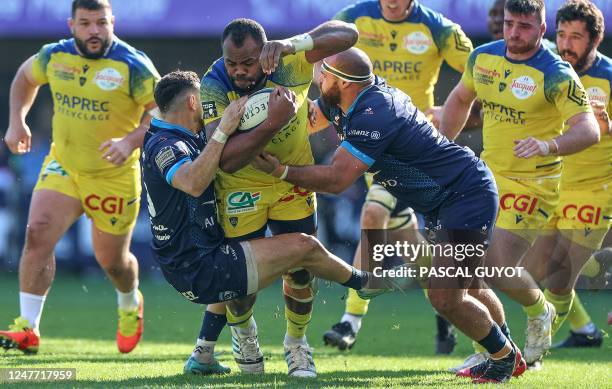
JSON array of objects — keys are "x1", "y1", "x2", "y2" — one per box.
[
  {"x1": 319, "y1": 77, "x2": 491, "y2": 214},
  {"x1": 141, "y1": 118, "x2": 224, "y2": 270}
]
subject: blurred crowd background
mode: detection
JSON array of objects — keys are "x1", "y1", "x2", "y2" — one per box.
[{"x1": 1, "y1": 0, "x2": 611, "y2": 275}]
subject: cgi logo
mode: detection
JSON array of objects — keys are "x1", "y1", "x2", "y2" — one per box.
[
  {"x1": 85, "y1": 195, "x2": 125, "y2": 214},
  {"x1": 562, "y1": 205, "x2": 602, "y2": 225},
  {"x1": 500, "y1": 193, "x2": 538, "y2": 214}
]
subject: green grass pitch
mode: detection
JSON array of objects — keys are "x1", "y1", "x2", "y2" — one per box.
[{"x1": 1, "y1": 275, "x2": 610, "y2": 387}]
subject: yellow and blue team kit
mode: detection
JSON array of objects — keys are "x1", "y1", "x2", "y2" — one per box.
[
  {"x1": 201, "y1": 52, "x2": 316, "y2": 238},
  {"x1": 32, "y1": 38, "x2": 159, "y2": 234},
  {"x1": 552, "y1": 53, "x2": 612, "y2": 249},
  {"x1": 462, "y1": 40, "x2": 592, "y2": 240},
  {"x1": 334, "y1": 0, "x2": 472, "y2": 112}
]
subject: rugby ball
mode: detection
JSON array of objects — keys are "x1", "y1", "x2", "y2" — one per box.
[{"x1": 238, "y1": 88, "x2": 274, "y2": 131}]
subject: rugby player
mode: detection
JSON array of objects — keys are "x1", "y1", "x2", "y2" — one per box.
[
  {"x1": 198, "y1": 18, "x2": 358, "y2": 377},
  {"x1": 253, "y1": 47, "x2": 527, "y2": 384},
  {"x1": 520, "y1": 0, "x2": 611, "y2": 349},
  {"x1": 0, "y1": 0, "x2": 159, "y2": 354},
  {"x1": 439, "y1": 0, "x2": 599, "y2": 368},
  {"x1": 141, "y1": 70, "x2": 386, "y2": 376},
  {"x1": 323, "y1": 0, "x2": 475, "y2": 354}
]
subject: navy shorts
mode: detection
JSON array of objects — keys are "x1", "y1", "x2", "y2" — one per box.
[
  {"x1": 160, "y1": 241, "x2": 259, "y2": 304},
  {"x1": 425, "y1": 163, "x2": 499, "y2": 247}
]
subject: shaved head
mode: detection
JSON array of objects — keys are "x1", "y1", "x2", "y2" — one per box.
[{"x1": 326, "y1": 47, "x2": 373, "y2": 81}]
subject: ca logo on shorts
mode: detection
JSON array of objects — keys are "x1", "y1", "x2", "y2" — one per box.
[{"x1": 226, "y1": 191, "x2": 261, "y2": 215}]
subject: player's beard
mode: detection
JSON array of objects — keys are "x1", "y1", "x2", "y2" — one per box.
[
  {"x1": 321, "y1": 82, "x2": 341, "y2": 108},
  {"x1": 75, "y1": 36, "x2": 111, "y2": 59},
  {"x1": 231, "y1": 72, "x2": 266, "y2": 95},
  {"x1": 506, "y1": 35, "x2": 539, "y2": 55},
  {"x1": 559, "y1": 42, "x2": 595, "y2": 73}
]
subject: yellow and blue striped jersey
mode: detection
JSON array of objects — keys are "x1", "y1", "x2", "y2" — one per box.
[
  {"x1": 562, "y1": 52, "x2": 612, "y2": 189},
  {"x1": 462, "y1": 40, "x2": 591, "y2": 178},
  {"x1": 32, "y1": 38, "x2": 159, "y2": 175},
  {"x1": 334, "y1": 0, "x2": 472, "y2": 111},
  {"x1": 200, "y1": 52, "x2": 314, "y2": 189}
]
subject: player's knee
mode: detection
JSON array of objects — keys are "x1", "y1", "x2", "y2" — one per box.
[
  {"x1": 96, "y1": 251, "x2": 131, "y2": 274},
  {"x1": 428, "y1": 289, "x2": 461, "y2": 314},
  {"x1": 294, "y1": 233, "x2": 323, "y2": 263},
  {"x1": 361, "y1": 202, "x2": 390, "y2": 229},
  {"x1": 24, "y1": 219, "x2": 54, "y2": 252}
]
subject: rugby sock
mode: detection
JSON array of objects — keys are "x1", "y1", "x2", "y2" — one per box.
[
  {"x1": 284, "y1": 334, "x2": 307, "y2": 347},
  {"x1": 285, "y1": 306, "x2": 311, "y2": 341},
  {"x1": 226, "y1": 307, "x2": 255, "y2": 336},
  {"x1": 192, "y1": 338, "x2": 215, "y2": 364},
  {"x1": 522, "y1": 291, "x2": 547, "y2": 318},
  {"x1": 116, "y1": 284, "x2": 139, "y2": 311},
  {"x1": 574, "y1": 322, "x2": 597, "y2": 335},
  {"x1": 477, "y1": 323, "x2": 508, "y2": 356},
  {"x1": 341, "y1": 313, "x2": 363, "y2": 334},
  {"x1": 19, "y1": 292, "x2": 46, "y2": 332},
  {"x1": 199, "y1": 310, "x2": 227, "y2": 341},
  {"x1": 341, "y1": 267, "x2": 368, "y2": 290},
  {"x1": 567, "y1": 294, "x2": 593, "y2": 332},
  {"x1": 500, "y1": 322, "x2": 512, "y2": 342},
  {"x1": 544, "y1": 289, "x2": 574, "y2": 335},
  {"x1": 345, "y1": 288, "x2": 370, "y2": 317},
  {"x1": 581, "y1": 255, "x2": 601, "y2": 278}
]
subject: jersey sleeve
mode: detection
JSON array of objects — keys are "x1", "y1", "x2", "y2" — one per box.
[
  {"x1": 545, "y1": 68, "x2": 592, "y2": 123},
  {"x1": 429, "y1": 15, "x2": 472, "y2": 74},
  {"x1": 272, "y1": 51, "x2": 313, "y2": 86},
  {"x1": 340, "y1": 107, "x2": 396, "y2": 167},
  {"x1": 461, "y1": 49, "x2": 478, "y2": 92},
  {"x1": 130, "y1": 51, "x2": 161, "y2": 106},
  {"x1": 148, "y1": 137, "x2": 193, "y2": 185},
  {"x1": 333, "y1": 3, "x2": 358, "y2": 23},
  {"x1": 31, "y1": 43, "x2": 55, "y2": 85},
  {"x1": 200, "y1": 70, "x2": 230, "y2": 126},
  {"x1": 439, "y1": 24, "x2": 473, "y2": 73}
]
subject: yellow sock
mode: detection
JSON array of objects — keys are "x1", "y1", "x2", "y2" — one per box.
[
  {"x1": 285, "y1": 306, "x2": 311, "y2": 339},
  {"x1": 567, "y1": 293, "x2": 592, "y2": 331},
  {"x1": 226, "y1": 306, "x2": 253, "y2": 329},
  {"x1": 346, "y1": 288, "x2": 370, "y2": 316},
  {"x1": 581, "y1": 255, "x2": 601, "y2": 278},
  {"x1": 544, "y1": 289, "x2": 574, "y2": 335},
  {"x1": 522, "y1": 291, "x2": 547, "y2": 318}
]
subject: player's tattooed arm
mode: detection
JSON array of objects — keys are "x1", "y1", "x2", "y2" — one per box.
[
  {"x1": 5, "y1": 55, "x2": 43, "y2": 154},
  {"x1": 439, "y1": 81, "x2": 477, "y2": 140},
  {"x1": 100, "y1": 101, "x2": 157, "y2": 166},
  {"x1": 252, "y1": 147, "x2": 367, "y2": 194},
  {"x1": 260, "y1": 21, "x2": 358, "y2": 74},
  {"x1": 172, "y1": 98, "x2": 246, "y2": 197},
  {"x1": 204, "y1": 87, "x2": 298, "y2": 174}
]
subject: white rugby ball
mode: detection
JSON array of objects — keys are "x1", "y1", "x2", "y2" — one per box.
[{"x1": 238, "y1": 88, "x2": 274, "y2": 131}]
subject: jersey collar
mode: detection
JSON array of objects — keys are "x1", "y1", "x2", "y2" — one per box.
[
  {"x1": 151, "y1": 117, "x2": 198, "y2": 138},
  {"x1": 503, "y1": 43, "x2": 545, "y2": 65}
]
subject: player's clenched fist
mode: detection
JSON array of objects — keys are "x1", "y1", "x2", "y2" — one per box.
[
  {"x1": 266, "y1": 86, "x2": 298, "y2": 130},
  {"x1": 218, "y1": 96, "x2": 248, "y2": 135},
  {"x1": 590, "y1": 101, "x2": 611, "y2": 136},
  {"x1": 260, "y1": 40, "x2": 295, "y2": 74},
  {"x1": 4, "y1": 121, "x2": 32, "y2": 154}
]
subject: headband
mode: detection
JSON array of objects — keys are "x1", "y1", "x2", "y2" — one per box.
[{"x1": 321, "y1": 61, "x2": 373, "y2": 83}]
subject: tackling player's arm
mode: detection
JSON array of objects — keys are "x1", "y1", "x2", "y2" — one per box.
[
  {"x1": 252, "y1": 147, "x2": 367, "y2": 194},
  {"x1": 99, "y1": 101, "x2": 158, "y2": 166},
  {"x1": 590, "y1": 100, "x2": 611, "y2": 135},
  {"x1": 171, "y1": 99, "x2": 245, "y2": 197},
  {"x1": 204, "y1": 86, "x2": 297, "y2": 173},
  {"x1": 307, "y1": 99, "x2": 332, "y2": 135},
  {"x1": 260, "y1": 20, "x2": 358, "y2": 74},
  {"x1": 5, "y1": 55, "x2": 44, "y2": 154},
  {"x1": 439, "y1": 80, "x2": 477, "y2": 140}
]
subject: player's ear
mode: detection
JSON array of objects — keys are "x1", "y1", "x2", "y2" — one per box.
[
  {"x1": 67, "y1": 17, "x2": 74, "y2": 34},
  {"x1": 188, "y1": 94, "x2": 198, "y2": 111}
]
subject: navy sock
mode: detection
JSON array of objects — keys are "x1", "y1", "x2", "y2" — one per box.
[
  {"x1": 199, "y1": 310, "x2": 227, "y2": 341},
  {"x1": 342, "y1": 268, "x2": 368, "y2": 290},
  {"x1": 478, "y1": 323, "x2": 508, "y2": 355},
  {"x1": 500, "y1": 322, "x2": 512, "y2": 343}
]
